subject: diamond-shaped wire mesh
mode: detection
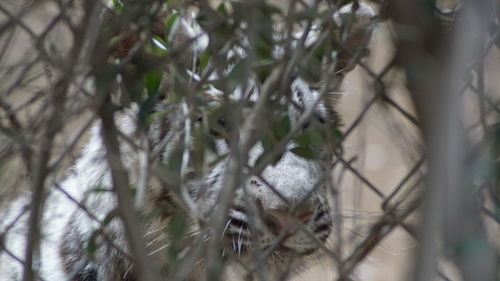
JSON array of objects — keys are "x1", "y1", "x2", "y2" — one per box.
[{"x1": 0, "y1": 0, "x2": 499, "y2": 281}]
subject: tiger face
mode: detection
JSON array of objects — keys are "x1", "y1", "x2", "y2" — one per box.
[{"x1": 182, "y1": 78, "x2": 338, "y2": 279}]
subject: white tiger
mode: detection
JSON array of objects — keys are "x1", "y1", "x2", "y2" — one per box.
[{"x1": 0, "y1": 3, "x2": 374, "y2": 281}]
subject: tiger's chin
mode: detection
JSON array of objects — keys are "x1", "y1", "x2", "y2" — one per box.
[
  {"x1": 278, "y1": 245, "x2": 322, "y2": 257},
  {"x1": 220, "y1": 240, "x2": 329, "y2": 281},
  {"x1": 222, "y1": 233, "x2": 331, "y2": 260}
]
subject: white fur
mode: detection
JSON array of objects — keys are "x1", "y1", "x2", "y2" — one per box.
[
  {"x1": 0, "y1": 3, "x2": 374, "y2": 280},
  {"x1": 0, "y1": 112, "x2": 139, "y2": 280}
]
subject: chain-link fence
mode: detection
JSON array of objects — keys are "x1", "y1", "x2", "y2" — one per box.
[{"x1": 0, "y1": 0, "x2": 499, "y2": 280}]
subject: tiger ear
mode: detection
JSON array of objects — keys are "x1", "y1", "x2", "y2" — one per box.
[{"x1": 333, "y1": 2, "x2": 375, "y2": 74}]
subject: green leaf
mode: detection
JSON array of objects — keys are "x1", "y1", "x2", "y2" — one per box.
[
  {"x1": 86, "y1": 230, "x2": 103, "y2": 259},
  {"x1": 167, "y1": 143, "x2": 184, "y2": 179},
  {"x1": 330, "y1": 126, "x2": 343, "y2": 140},
  {"x1": 193, "y1": 124, "x2": 206, "y2": 176},
  {"x1": 167, "y1": 0, "x2": 181, "y2": 7},
  {"x1": 102, "y1": 209, "x2": 118, "y2": 226},
  {"x1": 152, "y1": 36, "x2": 169, "y2": 54},
  {"x1": 138, "y1": 71, "x2": 163, "y2": 127},
  {"x1": 165, "y1": 12, "x2": 181, "y2": 44},
  {"x1": 198, "y1": 52, "x2": 211, "y2": 74},
  {"x1": 217, "y1": 2, "x2": 229, "y2": 16},
  {"x1": 168, "y1": 210, "x2": 188, "y2": 262},
  {"x1": 138, "y1": 96, "x2": 158, "y2": 128},
  {"x1": 226, "y1": 58, "x2": 250, "y2": 92},
  {"x1": 169, "y1": 211, "x2": 188, "y2": 241},
  {"x1": 112, "y1": 0, "x2": 123, "y2": 12},
  {"x1": 261, "y1": 3, "x2": 282, "y2": 17},
  {"x1": 273, "y1": 112, "x2": 290, "y2": 140},
  {"x1": 292, "y1": 9, "x2": 322, "y2": 21},
  {"x1": 256, "y1": 36, "x2": 273, "y2": 60},
  {"x1": 298, "y1": 55, "x2": 323, "y2": 84},
  {"x1": 89, "y1": 186, "x2": 113, "y2": 194},
  {"x1": 196, "y1": 7, "x2": 209, "y2": 29},
  {"x1": 146, "y1": 109, "x2": 168, "y2": 128},
  {"x1": 487, "y1": 122, "x2": 500, "y2": 158},
  {"x1": 261, "y1": 136, "x2": 274, "y2": 153},
  {"x1": 291, "y1": 146, "x2": 316, "y2": 159},
  {"x1": 144, "y1": 71, "x2": 162, "y2": 96},
  {"x1": 255, "y1": 133, "x2": 285, "y2": 167},
  {"x1": 86, "y1": 234, "x2": 98, "y2": 258},
  {"x1": 294, "y1": 128, "x2": 326, "y2": 148}
]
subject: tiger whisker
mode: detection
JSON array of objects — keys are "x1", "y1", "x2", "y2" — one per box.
[
  {"x1": 123, "y1": 264, "x2": 134, "y2": 280},
  {"x1": 222, "y1": 219, "x2": 232, "y2": 238},
  {"x1": 144, "y1": 226, "x2": 167, "y2": 237},
  {"x1": 148, "y1": 244, "x2": 169, "y2": 256},
  {"x1": 145, "y1": 233, "x2": 168, "y2": 248},
  {"x1": 237, "y1": 225, "x2": 244, "y2": 257}
]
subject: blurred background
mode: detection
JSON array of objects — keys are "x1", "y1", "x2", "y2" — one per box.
[{"x1": 1, "y1": 0, "x2": 499, "y2": 280}]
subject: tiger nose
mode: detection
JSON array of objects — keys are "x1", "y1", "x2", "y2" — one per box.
[{"x1": 262, "y1": 209, "x2": 314, "y2": 236}]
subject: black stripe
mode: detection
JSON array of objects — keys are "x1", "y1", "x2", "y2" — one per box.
[
  {"x1": 314, "y1": 223, "x2": 331, "y2": 234},
  {"x1": 74, "y1": 268, "x2": 97, "y2": 281}
]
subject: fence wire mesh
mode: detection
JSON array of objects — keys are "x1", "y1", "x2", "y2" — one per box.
[{"x1": 0, "y1": 0, "x2": 499, "y2": 281}]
